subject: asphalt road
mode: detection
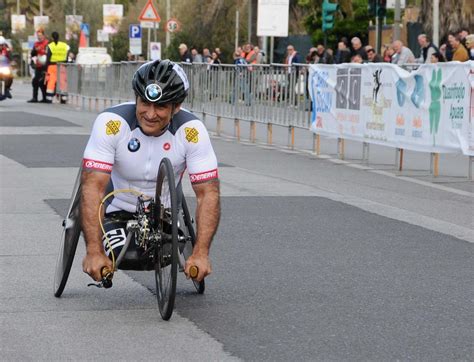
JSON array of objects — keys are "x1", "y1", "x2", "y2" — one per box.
[{"x1": 1, "y1": 83, "x2": 473, "y2": 360}]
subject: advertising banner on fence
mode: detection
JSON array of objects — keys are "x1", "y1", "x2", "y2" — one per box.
[{"x1": 309, "y1": 62, "x2": 473, "y2": 156}]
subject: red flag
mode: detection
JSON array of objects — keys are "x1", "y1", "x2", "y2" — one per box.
[{"x1": 79, "y1": 30, "x2": 87, "y2": 48}]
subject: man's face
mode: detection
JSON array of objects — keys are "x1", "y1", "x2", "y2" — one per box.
[
  {"x1": 136, "y1": 98, "x2": 180, "y2": 137},
  {"x1": 367, "y1": 49, "x2": 375, "y2": 60},
  {"x1": 418, "y1": 36, "x2": 427, "y2": 47},
  {"x1": 393, "y1": 42, "x2": 401, "y2": 53},
  {"x1": 448, "y1": 35, "x2": 457, "y2": 48},
  {"x1": 352, "y1": 40, "x2": 361, "y2": 50},
  {"x1": 287, "y1": 46, "x2": 294, "y2": 55}
]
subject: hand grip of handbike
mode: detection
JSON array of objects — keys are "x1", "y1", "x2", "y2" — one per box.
[
  {"x1": 101, "y1": 266, "x2": 114, "y2": 289},
  {"x1": 189, "y1": 265, "x2": 199, "y2": 279}
]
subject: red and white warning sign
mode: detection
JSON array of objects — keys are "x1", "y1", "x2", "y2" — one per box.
[{"x1": 138, "y1": 0, "x2": 161, "y2": 22}]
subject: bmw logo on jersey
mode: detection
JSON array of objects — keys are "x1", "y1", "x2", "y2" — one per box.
[{"x1": 128, "y1": 137, "x2": 141, "y2": 152}]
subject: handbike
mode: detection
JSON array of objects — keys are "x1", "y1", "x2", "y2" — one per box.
[{"x1": 53, "y1": 158, "x2": 204, "y2": 321}]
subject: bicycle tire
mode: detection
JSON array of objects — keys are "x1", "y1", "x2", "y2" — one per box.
[
  {"x1": 181, "y1": 196, "x2": 205, "y2": 294},
  {"x1": 154, "y1": 158, "x2": 178, "y2": 321},
  {"x1": 53, "y1": 169, "x2": 82, "y2": 297}
]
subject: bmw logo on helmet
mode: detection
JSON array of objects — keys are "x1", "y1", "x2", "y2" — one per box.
[
  {"x1": 128, "y1": 138, "x2": 141, "y2": 152},
  {"x1": 145, "y1": 83, "x2": 163, "y2": 102}
]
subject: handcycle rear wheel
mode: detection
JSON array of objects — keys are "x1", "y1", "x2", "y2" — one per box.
[
  {"x1": 154, "y1": 158, "x2": 178, "y2": 321},
  {"x1": 54, "y1": 168, "x2": 82, "y2": 297},
  {"x1": 181, "y1": 196, "x2": 205, "y2": 294}
]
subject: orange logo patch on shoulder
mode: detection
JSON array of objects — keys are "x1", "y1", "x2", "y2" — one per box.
[
  {"x1": 106, "y1": 120, "x2": 121, "y2": 135},
  {"x1": 185, "y1": 127, "x2": 199, "y2": 143}
]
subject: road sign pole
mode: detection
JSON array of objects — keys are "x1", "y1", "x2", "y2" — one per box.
[
  {"x1": 166, "y1": 0, "x2": 170, "y2": 47},
  {"x1": 147, "y1": 28, "x2": 151, "y2": 60}
]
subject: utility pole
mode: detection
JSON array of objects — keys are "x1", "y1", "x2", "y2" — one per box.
[
  {"x1": 40, "y1": 0, "x2": 43, "y2": 15},
  {"x1": 248, "y1": 0, "x2": 252, "y2": 44},
  {"x1": 17, "y1": 0, "x2": 20, "y2": 14},
  {"x1": 433, "y1": 0, "x2": 439, "y2": 46},
  {"x1": 166, "y1": 0, "x2": 171, "y2": 47},
  {"x1": 393, "y1": 0, "x2": 401, "y2": 41},
  {"x1": 235, "y1": 10, "x2": 240, "y2": 50}
]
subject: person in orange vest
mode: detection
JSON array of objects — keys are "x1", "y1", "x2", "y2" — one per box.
[{"x1": 45, "y1": 31, "x2": 69, "y2": 103}]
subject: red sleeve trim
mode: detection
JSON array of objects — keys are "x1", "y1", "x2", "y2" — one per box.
[
  {"x1": 82, "y1": 158, "x2": 113, "y2": 173},
  {"x1": 189, "y1": 169, "x2": 218, "y2": 184}
]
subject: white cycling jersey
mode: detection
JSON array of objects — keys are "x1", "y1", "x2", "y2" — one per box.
[{"x1": 83, "y1": 102, "x2": 218, "y2": 213}]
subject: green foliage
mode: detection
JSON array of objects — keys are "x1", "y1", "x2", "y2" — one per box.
[{"x1": 300, "y1": 0, "x2": 394, "y2": 49}]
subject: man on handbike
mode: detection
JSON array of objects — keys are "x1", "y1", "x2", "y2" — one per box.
[{"x1": 81, "y1": 59, "x2": 220, "y2": 283}]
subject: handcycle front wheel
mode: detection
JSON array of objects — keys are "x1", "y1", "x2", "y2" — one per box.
[
  {"x1": 154, "y1": 158, "x2": 179, "y2": 321},
  {"x1": 54, "y1": 168, "x2": 82, "y2": 297}
]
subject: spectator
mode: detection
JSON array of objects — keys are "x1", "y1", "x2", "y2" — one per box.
[
  {"x1": 232, "y1": 49, "x2": 250, "y2": 105},
  {"x1": 67, "y1": 51, "x2": 75, "y2": 63},
  {"x1": 391, "y1": 40, "x2": 415, "y2": 65},
  {"x1": 178, "y1": 43, "x2": 192, "y2": 63},
  {"x1": 191, "y1": 47, "x2": 203, "y2": 63},
  {"x1": 382, "y1": 45, "x2": 394, "y2": 62},
  {"x1": 417, "y1": 34, "x2": 439, "y2": 63},
  {"x1": 285, "y1": 44, "x2": 303, "y2": 67},
  {"x1": 243, "y1": 43, "x2": 257, "y2": 65},
  {"x1": 351, "y1": 37, "x2": 368, "y2": 61},
  {"x1": 334, "y1": 41, "x2": 351, "y2": 64},
  {"x1": 210, "y1": 51, "x2": 221, "y2": 65},
  {"x1": 284, "y1": 44, "x2": 303, "y2": 105},
  {"x1": 457, "y1": 28, "x2": 469, "y2": 48},
  {"x1": 28, "y1": 29, "x2": 48, "y2": 103},
  {"x1": 430, "y1": 52, "x2": 445, "y2": 63},
  {"x1": 450, "y1": 34, "x2": 469, "y2": 62},
  {"x1": 202, "y1": 48, "x2": 212, "y2": 63},
  {"x1": 306, "y1": 48, "x2": 318, "y2": 64},
  {"x1": 365, "y1": 46, "x2": 383, "y2": 63},
  {"x1": 465, "y1": 34, "x2": 474, "y2": 60},
  {"x1": 351, "y1": 54, "x2": 364, "y2": 63},
  {"x1": 440, "y1": 33, "x2": 455, "y2": 61},
  {"x1": 315, "y1": 44, "x2": 333, "y2": 64},
  {"x1": 253, "y1": 46, "x2": 264, "y2": 64}
]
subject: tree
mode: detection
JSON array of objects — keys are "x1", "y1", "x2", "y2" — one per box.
[
  {"x1": 418, "y1": 0, "x2": 473, "y2": 43},
  {"x1": 299, "y1": 0, "x2": 374, "y2": 50}
]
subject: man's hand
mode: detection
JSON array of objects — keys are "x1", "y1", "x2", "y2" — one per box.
[
  {"x1": 185, "y1": 252, "x2": 212, "y2": 282},
  {"x1": 82, "y1": 251, "x2": 113, "y2": 282}
]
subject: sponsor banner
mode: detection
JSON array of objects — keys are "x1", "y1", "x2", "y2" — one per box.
[
  {"x1": 11, "y1": 15, "x2": 26, "y2": 34},
  {"x1": 309, "y1": 62, "x2": 473, "y2": 156},
  {"x1": 65, "y1": 15, "x2": 82, "y2": 40},
  {"x1": 103, "y1": 4, "x2": 123, "y2": 34},
  {"x1": 34, "y1": 16, "x2": 49, "y2": 31},
  {"x1": 83, "y1": 158, "x2": 113, "y2": 173},
  {"x1": 189, "y1": 169, "x2": 218, "y2": 184}
]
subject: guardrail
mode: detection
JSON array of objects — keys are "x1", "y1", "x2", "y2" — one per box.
[{"x1": 56, "y1": 61, "x2": 473, "y2": 179}]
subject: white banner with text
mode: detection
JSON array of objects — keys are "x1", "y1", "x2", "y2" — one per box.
[{"x1": 309, "y1": 62, "x2": 474, "y2": 156}]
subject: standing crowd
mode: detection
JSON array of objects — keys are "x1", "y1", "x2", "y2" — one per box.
[{"x1": 302, "y1": 29, "x2": 473, "y2": 66}]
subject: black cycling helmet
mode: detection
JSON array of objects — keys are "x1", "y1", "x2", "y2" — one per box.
[{"x1": 132, "y1": 59, "x2": 189, "y2": 105}]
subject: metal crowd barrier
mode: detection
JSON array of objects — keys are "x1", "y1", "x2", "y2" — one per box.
[{"x1": 55, "y1": 61, "x2": 473, "y2": 179}]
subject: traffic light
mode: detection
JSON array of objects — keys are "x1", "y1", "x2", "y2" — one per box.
[
  {"x1": 368, "y1": 0, "x2": 376, "y2": 16},
  {"x1": 377, "y1": 0, "x2": 387, "y2": 17},
  {"x1": 322, "y1": 0, "x2": 339, "y2": 32},
  {"x1": 369, "y1": 0, "x2": 387, "y2": 18}
]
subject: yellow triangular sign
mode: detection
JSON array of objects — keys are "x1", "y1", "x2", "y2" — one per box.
[{"x1": 138, "y1": 0, "x2": 160, "y2": 22}]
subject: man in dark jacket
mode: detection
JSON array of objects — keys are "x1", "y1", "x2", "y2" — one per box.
[{"x1": 178, "y1": 43, "x2": 192, "y2": 63}]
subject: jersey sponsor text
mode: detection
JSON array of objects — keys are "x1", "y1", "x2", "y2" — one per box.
[
  {"x1": 83, "y1": 158, "x2": 113, "y2": 173},
  {"x1": 189, "y1": 169, "x2": 218, "y2": 183}
]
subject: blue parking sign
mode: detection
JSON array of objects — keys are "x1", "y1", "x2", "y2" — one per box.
[{"x1": 129, "y1": 24, "x2": 142, "y2": 39}]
